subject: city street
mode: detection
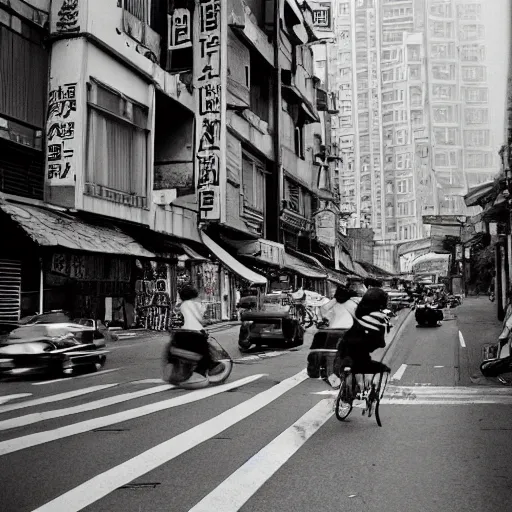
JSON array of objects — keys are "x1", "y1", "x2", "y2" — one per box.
[{"x1": 0, "y1": 298, "x2": 511, "y2": 512}]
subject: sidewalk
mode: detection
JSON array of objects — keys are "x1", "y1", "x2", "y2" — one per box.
[{"x1": 456, "y1": 296, "x2": 503, "y2": 386}]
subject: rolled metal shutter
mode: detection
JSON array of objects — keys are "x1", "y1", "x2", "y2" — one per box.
[{"x1": 0, "y1": 259, "x2": 21, "y2": 323}]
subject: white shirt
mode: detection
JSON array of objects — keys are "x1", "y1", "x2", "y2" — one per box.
[
  {"x1": 321, "y1": 298, "x2": 357, "y2": 329},
  {"x1": 180, "y1": 300, "x2": 206, "y2": 331}
]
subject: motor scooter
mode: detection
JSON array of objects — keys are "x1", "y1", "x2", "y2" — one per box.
[
  {"x1": 162, "y1": 330, "x2": 233, "y2": 389},
  {"x1": 481, "y1": 328, "x2": 512, "y2": 385},
  {"x1": 415, "y1": 301, "x2": 443, "y2": 327}
]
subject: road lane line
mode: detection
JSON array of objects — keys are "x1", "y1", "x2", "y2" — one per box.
[
  {"x1": 458, "y1": 331, "x2": 466, "y2": 348},
  {"x1": 391, "y1": 364, "x2": 407, "y2": 381},
  {"x1": 0, "y1": 374, "x2": 266, "y2": 456},
  {"x1": 32, "y1": 368, "x2": 122, "y2": 386},
  {"x1": 382, "y1": 398, "x2": 512, "y2": 405},
  {"x1": 29, "y1": 371, "x2": 308, "y2": 512},
  {"x1": 0, "y1": 393, "x2": 32, "y2": 405},
  {"x1": 0, "y1": 384, "x2": 175, "y2": 431},
  {"x1": 0, "y1": 384, "x2": 118, "y2": 414},
  {"x1": 188, "y1": 399, "x2": 333, "y2": 512}
]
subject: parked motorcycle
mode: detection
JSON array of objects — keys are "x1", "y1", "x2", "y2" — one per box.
[{"x1": 162, "y1": 330, "x2": 233, "y2": 389}]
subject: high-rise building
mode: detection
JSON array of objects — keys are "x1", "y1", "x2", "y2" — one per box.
[{"x1": 331, "y1": 0, "x2": 495, "y2": 272}]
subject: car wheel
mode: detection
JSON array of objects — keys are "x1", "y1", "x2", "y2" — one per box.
[{"x1": 60, "y1": 356, "x2": 74, "y2": 376}]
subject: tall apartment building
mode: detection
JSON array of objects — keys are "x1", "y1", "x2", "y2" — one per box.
[{"x1": 331, "y1": 0, "x2": 494, "y2": 272}]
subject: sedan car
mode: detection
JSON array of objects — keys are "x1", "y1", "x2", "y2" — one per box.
[{"x1": 0, "y1": 323, "x2": 108, "y2": 377}]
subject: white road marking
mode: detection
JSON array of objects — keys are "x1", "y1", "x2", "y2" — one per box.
[
  {"x1": 0, "y1": 374, "x2": 265, "y2": 456},
  {"x1": 129, "y1": 379, "x2": 165, "y2": 385},
  {"x1": 32, "y1": 368, "x2": 122, "y2": 386},
  {"x1": 312, "y1": 390, "x2": 337, "y2": 396},
  {"x1": 383, "y1": 398, "x2": 512, "y2": 405},
  {"x1": 391, "y1": 364, "x2": 407, "y2": 381},
  {"x1": 0, "y1": 393, "x2": 32, "y2": 405},
  {"x1": 459, "y1": 331, "x2": 466, "y2": 348},
  {"x1": 434, "y1": 365, "x2": 444, "y2": 368},
  {"x1": 29, "y1": 371, "x2": 308, "y2": 512},
  {"x1": 0, "y1": 384, "x2": 118, "y2": 414},
  {"x1": 0, "y1": 384, "x2": 176, "y2": 431},
  {"x1": 233, "y1": 350, "x2": 290, "y2": 363},
  {"x1": 188, "y1": 399, "x2": 333, "y2": 512}
]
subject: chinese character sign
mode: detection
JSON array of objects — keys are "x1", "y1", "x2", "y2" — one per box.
[
  {"x1": 52, "y1": 0, "x2": 80, "y2": 34},
  {"x1": 194, "y1": 0, "x2": 225, "y2": 222},
  {"x1": 46, "y1": 82, "x2": 79, "y2": 186},
  {"x1": 169, "y1": 8, "x2": 192, "y2": 49}
]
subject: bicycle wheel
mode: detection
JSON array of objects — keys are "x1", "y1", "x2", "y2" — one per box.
[{"x1": 335, "y1": 375, "x2": 353, "y2": 421}]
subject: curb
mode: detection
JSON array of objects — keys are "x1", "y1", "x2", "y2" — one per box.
[{"x1": 380, "y1": 308, "x2": 413, "y2": 366}]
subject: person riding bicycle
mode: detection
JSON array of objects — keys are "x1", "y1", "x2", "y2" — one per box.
[
  {"x1": 335, "y1": 288, "x2": 392, "y2": 397},
  {"x1": 169, "y1": 286, "x2": 223, "y2": 386}
]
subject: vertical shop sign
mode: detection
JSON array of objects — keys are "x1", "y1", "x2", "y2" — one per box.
[
  {"x1": 194, "y1": 0, "x2": 226, "y2": 223},
  {"x1": 46, "y1": 82, "x2": 79, "y2": 186}
]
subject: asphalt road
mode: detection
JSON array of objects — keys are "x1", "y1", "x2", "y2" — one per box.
[{"x1": 0, "y1": 299, "x2": 511, "y2": 512}]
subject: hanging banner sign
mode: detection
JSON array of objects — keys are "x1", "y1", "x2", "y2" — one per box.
[
  {"x1": 194, "y1": 0, "x2": 226, "y2": 223},
  {"x1": 169, "y1": 8, "x2": 192, "y2": 49}
]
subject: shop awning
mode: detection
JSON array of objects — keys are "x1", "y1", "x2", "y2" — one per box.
[
  {"x1": 182, "y1": 244, "x2": 208, "y2": 261},
  {"x1": 284, "y1": 253, "x2": 326, "y2": 279},
  {"x1": 200, "y1": 232, "x2": 267, "y2": 285},
  {"x1": 0, "y1": 202, "x2": 155, "y2": 258},
  {"x1": 352, "y1": 262, "x2": 369, "y2": 279},
  {"x1": 326, "y1": 269, "x2": 348, "y2": 285},
  {"x1": 356, "y1": 260, "x2": 394, "y2": 278},
  {"x1": 464, "y1": 181, "x2": 496, "y2": 207}
]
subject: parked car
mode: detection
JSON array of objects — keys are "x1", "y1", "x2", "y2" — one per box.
[{"x1": 238, "y1": 293, "x2": 304, "y2": 352}]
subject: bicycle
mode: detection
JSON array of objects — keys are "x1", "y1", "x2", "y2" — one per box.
[{"x1": 334, "y1": 366, "x2": 390, "y2": 427}]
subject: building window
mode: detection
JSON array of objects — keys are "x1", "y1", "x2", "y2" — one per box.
[
  {"x1": 459, "y1": 24, "x2": 485, "y2": 41},
  {"x1": 432, "y1": 84, "x2": 456, "y2": 100},
  {"x1": 407, "y1": 45, "x2": 421, "y2": 62},
  {"x1": 397, "y1": 179, "x2": 410, "y2": 194},
  {"x1": 465, "y1": 108, "x2": 489, "y2": 125},
  {"x1": 466, "y1": 152, "x2": 493, "y2": 169},
  {"x1": 294, "y1": 124, "x2": 305, "y2": 159},
  {"x1": 395, "y1": 129, "x2": 407, "y2": 145},
  {"x1": 460, "y1": 45, "x2": 486, "y2": 62},
  {"x1": 430, "y1": 21, "x2": 453, "y2": 39},
  {"x1": 462, "y1": 66, "x2": 486, "y2": 82},
  {"x1": 433, "y1": 105, "x2": 458, "y2": 123},
  {"x1": 457, "y1": 4, "x2": 482, "y2": 20},
  {"x1": 123, "y1": 0, "x2": 149, "y2": 23},
  {"x1": 432, "y1": 64, "x2": 456, "y2": 81},
  {"x1": 410, "y1": 87, "x2": 422, "y2": 107},
  {"x1": 463, "y1": 87, "x2": 488, "y2": 103},
  {"x1": 430, "y1": 43, "x2": 455, "y2": 59},
  {"x1": 397, "y1": 200, "x2": 414, "y2": 217},
  {"x1": 242, "y1": 152, "x2": 265, "y2": 213},
  {"x1": 339, "y1": 2, "x2": 349, "y2": 15},
  {"x1": 396, "y1": 153, "x2": 411, "y2": 170},
  {"x1": 284, "y1": 178, "x2": 312, "y2": 219},
  {"x1": 411, "y1": 110, "x2": 424, "y2": 126},
  {"x1": 435, "y1": 150, "x2": 458, "y2": 167},
  {"x1": 409, "y1": 65, "x2": 421, "y2": 80},
  {"x1": 86, "y1": 80, "x2": 149, "y2": 200},
  {"x1": 434, "y1": 127, "x2": 458, "y2": 146},
  {"x1": 430, "y1": 2, "x2": 452, "y2": 17},
  {"x1": 464, "y1": 129, "x2": 490, "y2": 147}
]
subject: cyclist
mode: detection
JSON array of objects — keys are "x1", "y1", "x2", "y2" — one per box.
[
  {"x1": 336, "y1": 287, "x2": 392, "y2": 397},
  {"x1": 170, "y1": 286, "x2": 222, "y2": 386}
]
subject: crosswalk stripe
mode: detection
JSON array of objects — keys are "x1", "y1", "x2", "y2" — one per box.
[
  {"x1": 0, "y1": 374, "x2": 265, "y2": 457},
  {"x1": 0, "y1": 384, "x2": 118, "y2": 414},
  {"x1": 0, "y1": 393, "x2": 32, "y2": 405},
  {"x1": 0, "y1": 384, "x2": 175, "y2": 431},
  {"x1": 29, "y1": 371, "x2": 308, "y2": 512},
  {"x1": 32, "y1": 368, "x2": 122, "y2": 386},
  {"x1": 188, "y1": 399, "x2": 333, "y2": 512}
]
